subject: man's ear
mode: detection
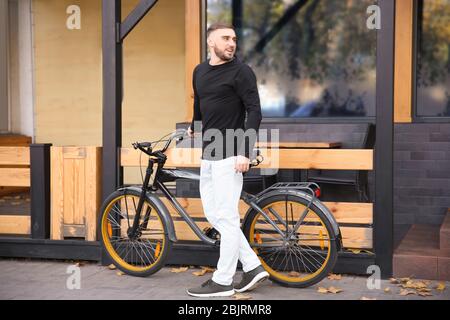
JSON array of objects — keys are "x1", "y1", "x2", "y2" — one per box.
[{"x1": 207, "y1": 35, "x2": 215, "y2": 48}]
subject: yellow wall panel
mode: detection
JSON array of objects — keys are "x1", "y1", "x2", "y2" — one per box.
[
  {"x1": 33, "y1": 0, "x2": 103, "y2": 146},
  {"x1": 33, "y1": 0, "x2": 186, "y2": 183}
]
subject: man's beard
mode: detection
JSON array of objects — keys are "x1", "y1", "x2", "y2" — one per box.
[{"x1": 213, "y1": 46, "x2": 235, "y2": 61}]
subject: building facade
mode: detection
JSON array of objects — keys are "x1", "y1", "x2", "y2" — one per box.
[{"x1": 0, "y1": 0, "x2": 449, "y2": 277}]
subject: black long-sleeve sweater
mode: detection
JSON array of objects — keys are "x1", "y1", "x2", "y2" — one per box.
[{"x1": 190, "y1": 57, "x2": 262, "y2": 161}]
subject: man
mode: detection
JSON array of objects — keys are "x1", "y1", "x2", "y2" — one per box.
[{"x1": 186, "y1": 23, "x2": 269, "y2": 298}]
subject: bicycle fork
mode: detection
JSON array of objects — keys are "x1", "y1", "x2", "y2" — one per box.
[{"x1": 128, "y1": 162, "x2": 154, "y2": 239}]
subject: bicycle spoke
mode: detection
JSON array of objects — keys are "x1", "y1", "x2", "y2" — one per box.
[{"x1": 250, "y1": 199, "x2": 335, "y2": 284}]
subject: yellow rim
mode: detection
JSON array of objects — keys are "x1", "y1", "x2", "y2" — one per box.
[
  {"x1": 249, "y1": 200, "x2": 331, "y2": 283},
  {"x1": 101, "y1": 195, "x2": 166, "y2": 272}
]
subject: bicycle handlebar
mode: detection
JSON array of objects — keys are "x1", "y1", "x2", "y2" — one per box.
[{"x1": 132, "y1": 129, "x2": 264, "y2": 168}]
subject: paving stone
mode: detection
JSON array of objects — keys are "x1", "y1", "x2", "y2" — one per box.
[{"x1": 0, "y1": 259, "x2": 449, "y2": 300}]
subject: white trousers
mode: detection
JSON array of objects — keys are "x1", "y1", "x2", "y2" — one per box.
[{"x1": 200, "y1": 156, "x2": 262, "y2": 286}]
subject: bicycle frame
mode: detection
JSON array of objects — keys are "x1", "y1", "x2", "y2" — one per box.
[
  {"x1": 126, "y1": 130, "x2": 341, "y2": 247},
  {"x1": 127, "y1": 153, "x2": 271, "y2": 246},
  {"x1": 127, "y1": 153, "x2": 330, "y2": 247}
]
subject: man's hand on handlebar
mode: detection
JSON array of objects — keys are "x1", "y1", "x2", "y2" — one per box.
[{"x1": 235, "y1": 155, "x2": 250, "y2": 173}]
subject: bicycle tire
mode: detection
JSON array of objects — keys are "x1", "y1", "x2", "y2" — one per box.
[
  {"x1": 99, "y1": 188, "x2": 172, "y2": 277},
  {"x1": 242, "y1": 192, "x2": 338, "y2": 288}
]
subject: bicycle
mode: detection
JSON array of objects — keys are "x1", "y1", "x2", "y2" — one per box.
[{"x1": 98, "y1": 130, "x2": 343, "y2": 288}]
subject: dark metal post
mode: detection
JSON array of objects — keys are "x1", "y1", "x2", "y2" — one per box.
[
  {"x1": 374, "y1": 0, "x2": 396, "y2": 278},
  {"x1": 120, "y1": 0, "x2": 158, "y2": 41},
  {"x1": 232, "y1": 0, "x2": 243, "y2": 47},
  {"x1": 30, "y1": 144, "x2": 52, "y2": 239},
  {"x1": 102, "y1": 0, "x2": 123, "y2": 203},
  {"x1": 101, "y1": 0, "x2": 122, "y2": 265},
  {"x1": 101, "y1": 0, "x2": 159, "y2": 265}
]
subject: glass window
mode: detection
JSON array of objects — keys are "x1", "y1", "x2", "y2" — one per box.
[
  {"x1": 416, "y1": 0, "x2": 450, "y2": 117},
  {"x1": 206, "y1": 0, "x2": 377, "y2": 118}
]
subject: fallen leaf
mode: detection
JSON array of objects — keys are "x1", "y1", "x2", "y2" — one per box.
[
  {"x1": 418, "y1": 292, "x2": 433, "y2": 297},
  {"x1": 415, "y1": 281, "x2": 428, "y2": 289},
  {"x1": 233, "y1": 293, "x2": 252, "y2": 300},
  {"x1": 361, "y1": 297, "x2": 377, "y2": 300},
  {"x1": 384, "y1": 287, "x2": 391, "y2": 293},
  {"x1": 328, "y1": 286, "x2": 343, "y2": 294},
  {"x1": 289, "y1": 271, "x2": 301, "y2": 277},
  {"x1": 399, "y1": 289, "x2": 416, "y2": 296},
  {"x1": 116, "y1": 271, "x2": 125, "y2": 276},
  {"x1": 399, "y1": 277, "x2": 411, "y2": 284},
  {"x1": 402, "y1": 281, "x2": 430, "y2": 292},
  {"x1": 416, "y1": 288, "x2": 431, "y2": 293},
  {"x1": 403, "y1": 280, "x2": 414, "y2": 287},
  {"x1": 349, "y1": 249, "x2": 361, "y2": 254},
  {"x1": 192, "y1": 266, "x2": 214, "y2": 276},
  {"x1": 389, "y1": 278, "x2": 399, "y2": 284},
  {"x1": 171, "y1": 266, "x2": 189, "y2": 273},
  {"x1": 193, "y1": 269, "x2": 207, "y2": 276},
  {"x1": 317, "y1": 286, "x2": 342, "y2": 294},
  {"x1": 327, "y1": 273, "x2": 342, "y2": 280},
  {"x1": 74, "y1": 262, "x2": 85, "y2": 267},
  {"x1": 108, "y1": 264, "x2": 116, "y2": 270},
  {"x1": 317, "y1": 287, "x2": 329, "y2": 294},
  {"x1": 436, "y1": 282, "x2": 446, "y2": 291}
]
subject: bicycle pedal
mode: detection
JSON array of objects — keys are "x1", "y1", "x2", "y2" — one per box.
[{"x1": 203, "y1": 227, "x2": 221, "y2": 240}]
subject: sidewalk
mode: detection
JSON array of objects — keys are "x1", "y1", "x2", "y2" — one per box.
[{"x1": 0, "y1": 258, "x2": 448, "y2": 300}]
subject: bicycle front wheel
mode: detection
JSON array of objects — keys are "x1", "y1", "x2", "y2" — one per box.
[
  {"x1": 99, "y1": 188, "x2": 171, "y2": 277},
  {"x1": 243, "y1": 193, "x2": 338, "y2": 288}
]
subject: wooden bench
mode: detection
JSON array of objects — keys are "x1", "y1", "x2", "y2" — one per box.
[
  {"x1": 0, "y1": 135, "x2": 32, "y2": 197},
  {"x1": 0, "y1": 146, "x2": 31, "y2": 235}
]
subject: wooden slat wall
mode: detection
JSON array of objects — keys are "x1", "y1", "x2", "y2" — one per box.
[
  {"x1": 185, "y1": 0, "x2": 202, "y2": 123},
  {"x1": 0, "y1": 146, "x2": 31, "y2": 235},
  {"x1": 121, "y1": 148, "x2": 373, "y2": 170},
  {"x1": 394, "y1": 0, "x2": 414, "y2": 123},
  {"x1": 50, "y1": 146, "x2": 64, "y2": 239},
  {"x1": 0, "y1": 138, "x2": 31, "y2": 199},
  {"x1": 0, "y1": 147, "x2": 31, "y2": 195},
  {"x1": 0, "y1": 147, "x2": 30, "y2": 196},
  {"x1": 120, "y1": 145, "x2": 374, "y2": 249},
  {"x1": 0, "y1": 147, "x2": 30, "y2": 166},
  {"x1": 161, "y1": 198, "x2": 373, "y2": 225},
  {"x1": 170, "y1": 220, "x2": 372, "y2": 249},
  {"x1": 0, "y1": 168, "x2": 30, "y2": 187},
  {"x1": 0, "y1": 216, "x2": 31, "y2": 235},
  {"x1": 51, "y1": 147, "x2": 101, "y2": 241},
  {"x1": 0, "y1": 135, "x2": 32, "y2": 147},
  {"x1": 160, "y1": 198, "x2": 373, "y2": 249}
]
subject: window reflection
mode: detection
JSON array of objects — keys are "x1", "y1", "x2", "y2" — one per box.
[
  {"x1": 207, "y1": 0, "x2": 377, "y2": 118},
  {"x1": 416, "y1": 0, "x2": 450, "y2": 117}
]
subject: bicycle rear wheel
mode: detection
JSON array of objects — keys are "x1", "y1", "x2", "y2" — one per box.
[
  {"x1": 243, "y1": 193, "x2": 338, "y2": 288},
  {"x1": 99, "y1": 188, "x2": 171, "y2": 277}
]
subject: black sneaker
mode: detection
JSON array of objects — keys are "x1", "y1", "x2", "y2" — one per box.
[
  {"x1": 234, "y1": 265, "x2": 269, "y2": 293},
  {"x1": 187, "y1": 279, "x2": 235, "y2": 298}
]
